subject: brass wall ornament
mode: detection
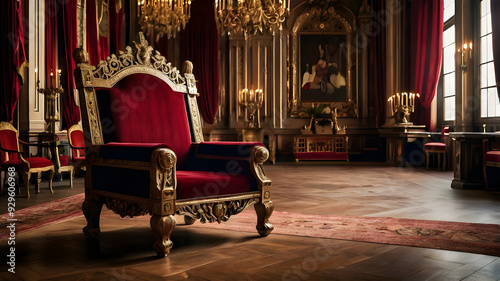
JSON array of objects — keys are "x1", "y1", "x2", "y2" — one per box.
[{"x1": 215, "y1": 0, "x2": 290, "y2": 36}]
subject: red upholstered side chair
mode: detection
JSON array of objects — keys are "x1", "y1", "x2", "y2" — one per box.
[
  {"x1": 55, "y1": 124, "x2": 86, "y2": 189},
  {"x1": 68, "y1": 124, "x2": 86, "y2": 171},
  {"x1": 73, "y1": 33, "x2": 273, "y2": 257},
  {"x1": 0, "y1": 122, "x2": 55, "y2": 198},
  {"x1": 483, "y1": 138, "x2": 500, "y2": 189},
  {"x1": 423, "y1": 126, "x2": 449, "y2": 170}
]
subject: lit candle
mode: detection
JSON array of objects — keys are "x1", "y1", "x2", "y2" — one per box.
[
  {"x1": 50, "y1": 70, "x2": 54, "y2": 88},
  {"x1": 396, "y1": 93, "x2": 400, "y2": 107},
  {"x1": 58, "y1": 69, "x2": 61, "y2": 87},
  {"x1": 388, "y1": 96, "x2": 393, "y2": 115}
]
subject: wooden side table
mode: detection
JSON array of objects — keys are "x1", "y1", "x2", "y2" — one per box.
[{"x1": 293, "y1": 135, "x2": 348, "y2": 161}]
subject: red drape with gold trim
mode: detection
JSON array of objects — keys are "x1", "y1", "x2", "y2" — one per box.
[
  {"x1": 59, "y1": 0, "x2": 80, "y2": 129},
  {"x1": 410, "y1": 0, "x2": 443, "y2": 131},
  {"x1": 180, "y1": 0, "x2": 219, "y2": 124},
  {"x1": 368, "y1": 0, "x2": 387, "y2": 127},
  {"x1": 0, "y1": 0, "x2": 25, "y2": 122},
  {"x1": 46, "y1": 0, "x2": 58, "y2": 88}
]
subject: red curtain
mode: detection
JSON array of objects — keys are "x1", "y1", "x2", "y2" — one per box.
[
  {"x1": 180, "y1": 0, "x2": 219, "y2": 124},
  {"x1": 86, "y1": 0, "x2": 110, "y2": 64},
  {"x1": 109, "y1": 0, "x2": 124, "y2": 55},
  {"x1": 59, "y1": 0, "x2": 80, "y2": 129},
  {"x1": 409, "y1": 0, "x2": 443, "y2": 131},
  {"x1": 46, "y1": 0, "x2": 58, "y2": 88},
  {"x1": 491, "y1": 1, "x2": 500, "y2": 98},
  {"x1": 0, "y1": 0, "x2": 25, "y2": 122},
  {"x1": 368, "y1": 1, "x2": 387, "y2": 128}
]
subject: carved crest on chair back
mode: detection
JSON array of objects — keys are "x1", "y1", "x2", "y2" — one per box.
[{"x1": 74, "y1": 32, "x2": 203, "y2": 147}]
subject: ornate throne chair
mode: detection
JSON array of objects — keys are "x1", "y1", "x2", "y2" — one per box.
[{"x1": 73, "y1": 33, "x2": 273, "y2": 257}]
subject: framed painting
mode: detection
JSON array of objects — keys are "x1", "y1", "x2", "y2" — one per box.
[
  {"x1": 288, "y1": 4, "x2": 358, "y2": 118},
  {"x1": 299, "y1": 34, "x2": 347, "y2": 102}
]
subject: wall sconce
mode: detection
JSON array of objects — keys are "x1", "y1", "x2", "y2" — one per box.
[
  {"x1": 239, "y1": 88, "x2": 263, "y2": 128},
  {"x1": 460, "y1": 42, "x2": 472, "y2": 72},
  {"x1": 387, "y1": 92, "x2": 420, "y2": 124}
]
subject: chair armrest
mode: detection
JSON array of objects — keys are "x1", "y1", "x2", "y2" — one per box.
[
  {"x1": 19, "y1": 139, "x2": 50, "y2": 147},
  {"x1": 70, "y1": 144, "x2": 85, "y2": 150},
  {"x1": 193, "y1": 141, "x2": 266, "y2": 159},
  {"x1": 95, "y1": 142, "x2": 174, "y2": 162},
  {"x1": 0, "y1": 145, "x2": 19, "y2": 154},
  {"x1": 187, "y1": 142, "x2": 269, "y2": 176}
]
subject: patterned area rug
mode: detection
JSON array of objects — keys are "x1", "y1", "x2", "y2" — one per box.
[
  {"x1": 0, "y1": 193, "x2": 84, "y2": 239},
  {"x1": 1, "y1": 194, "x2": 500, "y2": 256},
  {"x1": 188, "y1": 211, "x2": 500, "y2": 257}
]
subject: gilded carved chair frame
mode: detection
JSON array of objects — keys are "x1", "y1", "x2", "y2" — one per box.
[{"x1": 73, "y1": 33, "x2": 273, "y2": 257}]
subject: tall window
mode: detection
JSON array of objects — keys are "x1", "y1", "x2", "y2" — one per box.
[
  {"x1": 480, "y1": 0, "x2": 500, "y2": 118},
  {"x1": 442, "y1": 0, "x2": 455, "y2": 121}
]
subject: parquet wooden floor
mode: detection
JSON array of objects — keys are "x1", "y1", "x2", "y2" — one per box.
[{"x1": 1, "y1": 162, "x2": 500, "y2": 280}]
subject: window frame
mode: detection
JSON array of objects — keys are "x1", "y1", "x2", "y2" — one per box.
[{"x1": 438, "y1": 2, "x2": 456, "y2": 128}]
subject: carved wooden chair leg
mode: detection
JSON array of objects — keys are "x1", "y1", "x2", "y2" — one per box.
[
  {"x1": 184, "y1": 215, "x2": 196, "y2": 225},
  {"x1": 82, "y1": 199, "x2": 103, "y2": 238},
  {"x1": 35, "y1": 172, "x2": 41, "y2": 193},
  {"x1": 150, "y1": 214, "x2": 176, "y2": 257},
  {"x1": 69, "y1": 167, "x2": 74, "y2": 189},
  {"x1": 425, "y1": 151, "x2": 429, "y2": 168},
  {"x1": 22, "y1": 172, "x2": 30, "y2": 199},
  {"x1": 47, "y1": 168, "x2": 54, "y2": 194},
  {"x1": 254, "y1": 201, "x2": 274, "y2": 237}
]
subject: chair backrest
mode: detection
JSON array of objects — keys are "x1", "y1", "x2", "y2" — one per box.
[
  {"x1": 68, "y1": 124, "x2": 85, "y2": 158},
  {"x1": 73, "y1": 33, "x2": 204, "y2": 168},
  {"x1": 0, "y1": 122, "x2": 20, "y2": 164}
]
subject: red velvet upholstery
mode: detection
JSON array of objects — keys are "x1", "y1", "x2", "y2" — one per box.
[
  {"x1": 0, "y1": 129, "x2": 19, "y2": 164},
  {"x1": 176, "y1": 171, "x2": 255, "y2": 199},
  {"x1": 194, "y1": 141, "x2": 264, "y2": 158},
  {"x1": 423, "y1": 142, "x2": 446, "y2": 151},
  {"x1": 69, "y1": 129, "x2": 85, "y2": 158},
  {"x1": 485, "y1": 151, "x2": 500, "y2": 162},
  {"x1": 2, "y1": 157, "x2": 53, "y2": 169},
  {"x1": 59, "y1": 155, "x2": 70, "y2": 167},
  {"x1": 96, "y1": 74, "x2": 192, "y2": 167},
  {"x1": 98, "y1": 143, "x2": 172, "y2": 162}
]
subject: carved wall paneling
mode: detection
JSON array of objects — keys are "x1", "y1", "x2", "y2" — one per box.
[{"x1": 227, "y1": 34, "x2": 275, "y2": 128}]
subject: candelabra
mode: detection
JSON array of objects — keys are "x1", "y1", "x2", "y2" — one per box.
[
  {"x1": 460, "y1": 42, "x2": 472, "y2": 72},
  {"x1": 215, "y1": 0, "x2": 289, "y2": 36},
  {"x1": 36, "y1": 69, "x2": 63, "y2": 134},
  {"x1": 138, "y1": 0, "x2": 191, "y2": 41},
  {"x1": 387, "y1": 92, "x2": 420, "y2": 124},
  {"x1": 239, "y1": 88, "x2": 263, "y2": 128}
]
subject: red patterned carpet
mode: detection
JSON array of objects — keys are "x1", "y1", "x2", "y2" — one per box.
[
  {"x1": 0, "y1": 193, "x2": 84, "y2": 239},
  {"x1": 2, "y1": 194, "x2": 500, "y2": 256}
]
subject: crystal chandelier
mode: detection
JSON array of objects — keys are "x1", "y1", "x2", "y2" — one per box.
[
  {"x1": 138, "y1": 0, "x2": 192, "y2": 41},
  {"x1": 215, "y1": 0, "x2": 290, "y2": 36}
]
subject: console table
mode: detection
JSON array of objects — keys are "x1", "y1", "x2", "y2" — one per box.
[
  {"x1": 450, "y1": 132, "x2": 500, "y2": 189},
  {"x1": 293, "y1": 135, "x2": 348, "y2": 161}
]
